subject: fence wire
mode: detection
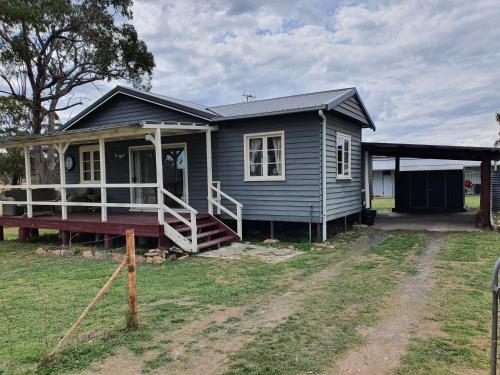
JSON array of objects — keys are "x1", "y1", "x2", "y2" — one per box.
[{"x1": 0, "y1": 231, "x2": 132, "y2": 373}]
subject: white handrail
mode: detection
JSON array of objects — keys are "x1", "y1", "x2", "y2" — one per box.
[
  {"x1": 208, "y1": 183, "x2": 243, "y2": 239},
  {"x1": 0, "y1": 200, "x2": 158, "y2": 209},
  {"x1": 0, "y1": 183, "x2": 158, "y2": 190},
  {"x1": 160, "y1": 187, "x2": 197, "y2": 214},
  {"x1": 159, "y1": 188, "x2": 198, "y2": 253}
]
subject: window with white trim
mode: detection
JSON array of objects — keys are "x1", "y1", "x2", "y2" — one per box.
[
  {"x1": 244, "y1": 131, "x2": 285, "y2": 181},
  {"x1": 79, "y1": 145, "x2": 100, "y2": 183},
  {"x1": 336, "y1": 132, "x2": 351, "y2": 179}
]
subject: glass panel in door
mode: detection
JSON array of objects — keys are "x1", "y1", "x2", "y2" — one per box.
[
  {"x1": 131, "y1": 149, "x2": 157, "y2": 207},
  {"x1": 163, "y1": 147, "x2": 186, "y2": 208}
]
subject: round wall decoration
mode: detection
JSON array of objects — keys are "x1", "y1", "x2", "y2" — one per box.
[{"x1": 65, "y1": 155, "x2": 75, "y2": 171}]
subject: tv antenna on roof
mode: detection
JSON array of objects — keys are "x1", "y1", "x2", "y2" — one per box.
[{"x1": 243, "y1": 91, "x2": 256, "y2": 102}]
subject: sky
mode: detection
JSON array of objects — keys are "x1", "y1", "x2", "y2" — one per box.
[{"x1": 72, "y1": 0, "x2": 500, "y2": 147}]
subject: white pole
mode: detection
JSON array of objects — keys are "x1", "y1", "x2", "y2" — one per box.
[
  {"x1": 57, "y1": 143, "x2": 68, "y2": 220},
  {"x1": 99, "y1": 138, "x2": 107, "y2": 222},
  {"x1": 154, "y1": 128, "x2": 164, "y2": 224},
  {"x1": 206, "y1": 129, "x2": 213, "y2": 215},
  {"x1": 318, "y1": 110, "x2": 327, "y2": 242},
  {"x1": 24, "y1": 146, "x2": 33, "y2": 218},
  {"x1": 364, "y1": 151, "x2": 371, "y2": 209}
]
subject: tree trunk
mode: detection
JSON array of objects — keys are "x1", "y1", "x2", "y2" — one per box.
[{"x1": 31, "y1": 100, "x2": 49, "y2": 184}]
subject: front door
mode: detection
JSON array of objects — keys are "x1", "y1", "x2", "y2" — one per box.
[{"x1": 130, "y1": 143, "x2": 188, "y2": 210}]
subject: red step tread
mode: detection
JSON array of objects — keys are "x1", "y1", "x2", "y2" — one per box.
[
  {"x1": 186, "y1": 228, "x2": 226, "y2": 240},
  {"x1": 166, "y1": 213, "x2": 211, "y2": 225},
  {"x1": 175, "y1": 221, "x2": 218, "y2": 233},
  {"x1": 197, "y1": 235, "x2": 238, "y2": 250}
]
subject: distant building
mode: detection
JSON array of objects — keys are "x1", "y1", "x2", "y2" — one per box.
[{"x1": 372, "y1": 157, "x2": 481, "y2": 197}]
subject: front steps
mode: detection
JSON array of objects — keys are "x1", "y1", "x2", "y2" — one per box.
[{"x1": 167, "y1": 213, "x2": 239, "y2": 252}]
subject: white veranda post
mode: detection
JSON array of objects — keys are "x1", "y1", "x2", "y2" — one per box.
[
  {"x1": 56, "y1": 142, "x2": 71, "y2": 220},
  {"x1": 99, "y1": 138, "x2": 107, "y2": 222},
  {"x1": 154, "y1": 128, "x2": 164, "y2": 224},
  {"x1": 206, "y1": 128, "x2": 213, "y2": 214},
  {"x1": 24, "y1": 146, "x2": 32, "y2": 218}
]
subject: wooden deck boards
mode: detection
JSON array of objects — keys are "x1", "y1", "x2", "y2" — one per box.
[{"x1": 0, "y1": 212, "x2": 169, "y2": 237}]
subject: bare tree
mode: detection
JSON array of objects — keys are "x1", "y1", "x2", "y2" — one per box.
[{"x1": 0, "y1": 0, "x2": 155, "y2": 183}]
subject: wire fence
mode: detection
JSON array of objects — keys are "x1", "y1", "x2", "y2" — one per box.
[{"x1": 0, "y1": 229, "x2": 137, "y2": 373}]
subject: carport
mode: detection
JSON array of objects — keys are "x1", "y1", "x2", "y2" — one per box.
[{"x1": 362, "y1": 142, "x2": 500, "y2": 227}]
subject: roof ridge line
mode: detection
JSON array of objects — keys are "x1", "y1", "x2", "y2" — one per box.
[{"x1": 209, "y1": 87, "x2": 355, "y2": 108}]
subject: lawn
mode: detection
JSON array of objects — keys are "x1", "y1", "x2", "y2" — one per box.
[
  {"x1": 372, "y1": 195, "x2": 481, "y2": 212},
  {"x1": 0, "y1": 227, "x2": 498, "y2": 374},
  {"x1": 372, "y1": 197, "x2": 395, "y2": 211},
  {"x1": 396, "y1": 231, "x2": 500, "y2": 374}
]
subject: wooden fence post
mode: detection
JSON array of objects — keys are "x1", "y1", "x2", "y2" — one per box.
[{"x1": 126, "y1": 229, "x2": 138, "y2": 329}]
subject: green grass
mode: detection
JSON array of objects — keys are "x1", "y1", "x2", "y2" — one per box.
[
  {"x1": 372, "y1": 195, "x2": 480, "y2": 212},
  {"x1": 0, "y1": 227, "x2": 364, "y2": 374},
  {"x1": 465, "y1": 195, "x2": 480, "y2": 211},
  {"x1": 395, "y1": 231, "x2": 500, "y2": 374},
  {"x1": 225, "y1": 232, "x2": 428, "y2": 375},
  {"x1": 372, "y1": 197, "x2": 395, "y2": 211},
  {"x1": 2, "y1": 226, "x2": 497, "y2": 375}
]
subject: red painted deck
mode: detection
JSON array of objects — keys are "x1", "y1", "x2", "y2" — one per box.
[
  {"x1": 0, "y1": 212, "x2": 168, "y2": 237},
  {"x1": 0, "y1": 211, "x2": 239, "y2": 250}
]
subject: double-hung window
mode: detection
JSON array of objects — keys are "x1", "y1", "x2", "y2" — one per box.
[
  {"x1": 244, "y1": 131, "x2": 285, "y2": 181},
  {"x1": 336, "y1": 132, "x2": 351, "y2": 179},
  {"x1": 79, "y1": 145, "x2": 100, "y2": 183}
]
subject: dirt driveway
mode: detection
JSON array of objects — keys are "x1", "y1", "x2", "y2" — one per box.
[
  {"x1": 81, "y1": 230, "x2": 444, "y2": 375},
  {"x1": 374, "y1": 211, "x2": 480, "y2": 232}
]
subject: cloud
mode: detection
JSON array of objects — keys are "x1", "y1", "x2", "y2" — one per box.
[{"x1": 73, "y1": 0, "x2": 500, "y2": 146}]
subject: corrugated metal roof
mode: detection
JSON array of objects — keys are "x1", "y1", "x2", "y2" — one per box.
[
  {"x1": 373, "y1": 157, "x2": 481, "y2": 171},
  {"x1": 58, "y1": 85, "x2": 374, "y2": 131},
  {"x1": 209, "y1": 88, "x2": 354, "y2": 119},
  {"x1": 134, "y1": 88, "x2": 217, "y2": 116}
]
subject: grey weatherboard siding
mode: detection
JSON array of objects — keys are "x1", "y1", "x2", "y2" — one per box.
[
  {"x1": 65, "y1": 92, "x2": 208, "y2": 212},
  {"x1": 324, "y1": 112, "x2": 363, "y2": 221},
  {"x1": 65, "y1": 133, "x2": 208, "y2": 213},
  {"x1": 68, "y1": 93, "x2": 202, "y2": 129},
  {"x1": 63, "y1": 92, "x2": 366, "y2": 223},
  {"x1": 213, "y1": 112, "x2": 322, "y2": 223}
]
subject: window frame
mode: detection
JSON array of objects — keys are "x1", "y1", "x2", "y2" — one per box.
[
  {"x1": 336, "y1": 132, "x2": 352, "y2": 180},
  {"x1": 243, "y1": 130, "x2": 286, "y2": 182},
  {"x1": 79, "y1": 144, "x2": 101, "y2": 183}
]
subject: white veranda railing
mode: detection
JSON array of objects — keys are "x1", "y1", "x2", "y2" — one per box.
[
  {"x1": 159, "y1": 187, "x2": 198, "y2": 253},
  {"x1": 208, "y1": 181, "x2": 243, "y2": 239},
  {"x1": 0, "y1": 183, "x2": 160, "y2": 212}
]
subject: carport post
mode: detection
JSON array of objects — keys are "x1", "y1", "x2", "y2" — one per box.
[
  {"x1": 394, "y1": 156, "x2": 400, "y2": 212},
  {"x1": 479, "y1": 159, "x2": 491, "y2": 227},
  {"x1": 364, "y1": 151, "x2": 371, "y2": 209}
]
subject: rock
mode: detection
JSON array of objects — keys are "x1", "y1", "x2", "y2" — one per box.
[
  {"x1": 35, "y1": 247, "x2": 46, "y2": 256},
  {"x1": 146, "y1": 257, "x2": 153, "y2": 264},
  {"x1": 111, "y1": 253, "x2": 125, "y2": 262},
  {"x1": 229, "y1": 242, "x2": 246, "y2": 250},
  {"x1": 352, "y1": 224, "x2": 369, "y2": 229},
  {"x1": 82, "y1": 250, "x2": 93, "y2": 259},
  {"x1": 263, "y1": 239, "x2": 280, "y2": 244},
  {"x1": 168, "y1": 254, "x2": 177, "y2": 261},
  {"x1": 136, "y1": 255, "x2": 146, "y2": 264},
  {"x1": 94, "y1": 251, "x2": 110, "y2": 260},
  {"x1": 152, "y1": 255, "x2": 164, "y2": 264},
  {"x1": 49, "y1": 250, "x2": 62, "y2": 256},
  {"x1": 61, "y1": 250, "x2": 74, "y2": 257}
]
